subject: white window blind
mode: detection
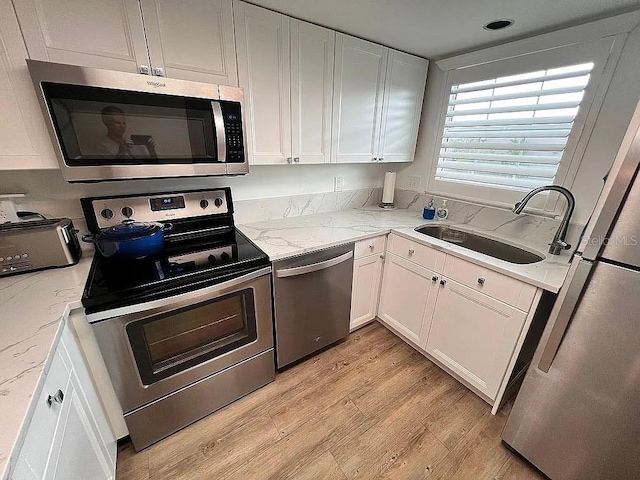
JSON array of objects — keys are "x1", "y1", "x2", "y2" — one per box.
[{"x1": 436, "y1": 62, "x2": 594, "y2": 191}]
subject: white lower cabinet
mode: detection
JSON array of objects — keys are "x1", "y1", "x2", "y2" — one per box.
[
  {"x1": 373, "y1": 233, "x2": 541, "y2": 406},
  {"x1": 350, "y1": 252, "x2": 384, "y2": 330},
  {"x1": 377, "y1": 253, "x2": 439, "y2": 347},
  {"x1": 426, "y1": 278, "x2": 527, "y2": 400},
  {"x1": 12, "y1": 322, "x2": 116, "y2": 480}
]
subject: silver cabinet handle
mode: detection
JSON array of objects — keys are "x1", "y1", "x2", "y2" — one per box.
[
  {"x1": 286, "y1": 157, "x2": 293, "y2": 164},
  {"x1": 380, "y1": 254, "x2": 384, "y2": 259},
  {"x1": 432, "y1": 275, "x2": 438, "y2": 282},
  {"x1": 378, "y1": 157, "x2": 384, "y2": 162},
  {"x1": 46, "y1": 389, "x2": 64, "y2": 407},
  {"x1": 154, "y1": 66, "x2": 165, "y2": 77},
  {"x1": 439, "y1": 279, "x2": 446, "y2": 286},
  {"x1": 293, "y1": 157, "x2": 300, "y2": 163},
  {"x1": 139, "y1": 65, "x2": 150, "y2": 75},
  {"x1": 372, "y1": 157, "x2": 377, "y2": 162},
  {"x1": 369, "y1": 244, "x2": 375, "y2": 250},
  {"x1": 477, "y1": 277, "x2": 485, "y2": 285},
  {"x1": 408, "y1": 249, "x2": 415, "y2": 256},
  {"x1": 276, "y1": 251, "x2": 353, "y2": 278}
]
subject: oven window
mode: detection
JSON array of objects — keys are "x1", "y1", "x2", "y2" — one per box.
[
  {"x1": 41, "y1": 82, "x2": 218, "y2": 165},
  {"x1": 127, "y1": 289, "x2": 257, "y2": 385}
]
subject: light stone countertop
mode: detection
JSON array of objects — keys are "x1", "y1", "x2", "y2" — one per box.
[
  {"x1": 237, "y1": 207, "x2": 572, "y2": 292},
  {"x1": 0, "y1": 256, "x2": 92, "y2": 479}
]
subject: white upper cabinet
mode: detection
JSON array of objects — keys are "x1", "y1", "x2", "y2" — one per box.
[
  {"x1": 332, "y1": 35, "x2": 427, "y2": 164},
  {"x1": 0, "y1": 0, "x2": 57, "y2": 170},
  {"x1": 378, "y1": 51, "x2": 428, "y2": 163},
  {"x1": 234, "y1": 2, "x2": 334, "y2": 165},
  {"x1": 290, "y1": 20, "x2": 334, "y2": 164},
  {"x1": 331, "y1": 34, "x2": 388, "y2": 164},
  {"x1": 234, "y1": 1, "x2": 291, "y2": 164},
  {"x1": 139, "y1": 0, "x2": 238, "y2": 85},
  {"x1": 12, "y1": 0, "x2": 150, "y2": 73}
]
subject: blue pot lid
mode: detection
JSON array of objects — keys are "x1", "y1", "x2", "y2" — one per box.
[{"x1": 96, "y1": 220, "x2": 163, "y2": 241}]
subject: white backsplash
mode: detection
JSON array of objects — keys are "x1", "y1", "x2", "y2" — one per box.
[{"x1": 233, "y1": 188, "x2": 381, "y2": 225}]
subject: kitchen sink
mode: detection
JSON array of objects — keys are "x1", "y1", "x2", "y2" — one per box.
[{"x1": 414, "y1": 225, "x2": 545, "y2": 264}]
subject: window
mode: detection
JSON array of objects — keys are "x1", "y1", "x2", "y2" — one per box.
[
  {"x1": 437, "y1": 63, "x2": 593, "y2": 190},
  {"x1": 429, "y1": 36, "x2": 620, "y2": 210}
]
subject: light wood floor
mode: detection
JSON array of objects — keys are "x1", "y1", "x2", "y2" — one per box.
[{"x1": 116, "y1": 322, "x2": 545, "y2": 480}]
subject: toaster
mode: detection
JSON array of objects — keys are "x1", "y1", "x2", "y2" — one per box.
[{"x1": 0, "y1": 218, "x2": 82, "y2": 277}]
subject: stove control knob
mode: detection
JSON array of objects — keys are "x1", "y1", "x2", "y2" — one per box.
[
  {"x1": 100, "y1": 208, "x2": 114, "y2": 220},
  {"x1": 200, "y1": 199, "x2": 209, "y2": 209},
  {"x1": 214, "y1": 198, "x2": 224, "y2": 208},
  {"x1": 220, "y1": 251, "x2": 230, "y2": 261},
  {"x1": 121, "y1": 206, "x2": 134, "y2": 218},
  {"x1": 208, "y1": 254, "x2": 217, "y2": 264}
]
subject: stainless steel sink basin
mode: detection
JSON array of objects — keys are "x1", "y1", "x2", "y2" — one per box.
[{"x1": 414, "y1": 225, "x2": 544, "y2": 264}]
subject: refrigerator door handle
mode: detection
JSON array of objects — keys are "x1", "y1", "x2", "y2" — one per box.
[{"x1": 538, "y1": 260, "x2": 593, "y2": 372}]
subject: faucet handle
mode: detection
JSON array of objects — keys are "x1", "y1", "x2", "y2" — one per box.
[{"x1": 549, "y1": 240, "x2": 571, "y2": 250}]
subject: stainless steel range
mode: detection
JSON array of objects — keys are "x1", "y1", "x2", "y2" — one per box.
[{"x1": 81, "y1": 188, "x2": 274, "y2": 450}]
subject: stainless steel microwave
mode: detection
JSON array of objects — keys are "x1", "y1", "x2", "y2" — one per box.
[{"x1": 27, "y1": 60, "x2": 248, "y2": 182}]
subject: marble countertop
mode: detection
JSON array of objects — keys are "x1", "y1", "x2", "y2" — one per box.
[
  {"x1": 238, "y1": 207, "x2": 571, "y2": 292},
  {"x1": 0, "y1": 257, "x2": 92, "y2": 479}
]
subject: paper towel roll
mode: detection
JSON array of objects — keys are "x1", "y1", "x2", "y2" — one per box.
[{"x1": 381, "y1": 172, "x2": 397, "y2": 205}]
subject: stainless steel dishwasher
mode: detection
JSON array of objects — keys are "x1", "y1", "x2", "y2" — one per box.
[{"x1": 273, "y1": 243, "x2": 354, "y2": 368}]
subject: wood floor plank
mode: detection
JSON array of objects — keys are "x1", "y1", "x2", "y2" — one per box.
[
  {"x1": 495, "y1": 455, "x2": 546, "y2": 480},
  {"x1": 331, "y1": 376, "x2": 451, "y2": 479},
  {"x1": 269, "y1": 334, "x2": 416, "y2": 437},
  {"x1": 282, "y1": 451, "x2": 347, "y2": 480},
  {"x1": 226, "y1": 397, "x2": 366, "y2": 480},
  {"x1": 423, "y1": 389, "x2": 489, "y2": 450},
  {"x1": 427, "y1": 408, "x2": 514, "y2": 480},
  {"x1": 116, "y1": 441, "x2": 149, "y2": 480},
  {"x1": 147, "y1": 412, "x2": 280, "y2": 480}
]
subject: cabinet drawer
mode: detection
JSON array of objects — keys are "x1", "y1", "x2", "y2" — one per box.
[
  {"x1": 354, "y1": 235, "x2": 386, "y2": 259},
  {"x1": 443, "y1": 255, "x2": 536, "y2": 311},
  {"x1": 14, "y1": 351, "x2": 70, "y2": 479},
  {"x1": 387, "y1": 234, "x2": 445, "y2": 272}
]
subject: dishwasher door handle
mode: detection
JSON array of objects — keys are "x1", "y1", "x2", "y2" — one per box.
[{"x1": 275, "y1": 251, "x2": 353, "y2": 278}]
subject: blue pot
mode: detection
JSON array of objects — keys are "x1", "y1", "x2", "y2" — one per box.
[{"x1": 82, "y1": 220, "x2": 173, "y2": 259}]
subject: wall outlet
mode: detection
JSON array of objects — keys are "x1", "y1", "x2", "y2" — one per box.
[
  {"x1": 334, "y1": 176, "x2": 344, "y2": 192},
  {"x1": 407, "y1": 175, "x2": 421, "y2": 191}
]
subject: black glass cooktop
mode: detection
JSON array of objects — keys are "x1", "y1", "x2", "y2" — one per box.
[{"x1": 82, "y1": 227, "x2": 269, "y2": 315}]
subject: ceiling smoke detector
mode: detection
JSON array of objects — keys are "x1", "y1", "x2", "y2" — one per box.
[{"x1": 483, "y1": 19, "x2": 514, "y2": 31}]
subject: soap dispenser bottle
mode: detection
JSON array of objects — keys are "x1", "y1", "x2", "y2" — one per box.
[
  {"x1": 423, "y1": 198, "x2": 436, "y2": 220},
  {"x1": 436, "y1": 200, "x2": 449, "y2": 220}
]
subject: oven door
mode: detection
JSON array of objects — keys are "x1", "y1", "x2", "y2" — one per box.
[{"x1": 91, "y1": 268, "x2": 273, "y2": 413}]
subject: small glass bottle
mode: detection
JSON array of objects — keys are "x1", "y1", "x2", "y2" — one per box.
[{"x1": 436, "y1": 200, "x2": 449, "y2": 220}]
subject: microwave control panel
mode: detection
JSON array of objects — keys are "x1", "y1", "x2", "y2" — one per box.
[{"x1": 220, "y1": 101, "x2": 245, "y2": 163}]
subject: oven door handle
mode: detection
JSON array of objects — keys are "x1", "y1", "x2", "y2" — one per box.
[
  {"x1": 275, "y1": 251, "x2": 353, "y2": 278},
  {"x1": 87, "y1": 266, "x2": 271, "y2": 323}
]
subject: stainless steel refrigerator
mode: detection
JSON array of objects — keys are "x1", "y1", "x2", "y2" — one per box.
[{"x1": 502, "y1": 106, "x2": 640, "y2": 479}]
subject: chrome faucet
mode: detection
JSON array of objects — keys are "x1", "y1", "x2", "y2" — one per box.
[{"x1": 513, "y1": 185, "x2": 575, "y2": 255}]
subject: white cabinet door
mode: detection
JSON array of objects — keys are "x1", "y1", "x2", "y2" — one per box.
[
  {"x1": 0, "y1": 0, "x2": 58, "y2": 170},
  {"x1": 290, "y1": 20, "x2": 334, "y2": 164},
  {"x1": 12, "y1": 0, "x2": 150, "y2": 73},
  {"x1": 350, "y1": 253, "x2": 384, "y2": 330},
  {"x1": 45, "y1": 372, "x2": 113, "y2": 480},
  {"x1": 426, "y1": 278, "x2": 527, "y2": 400},
  {"x1": 234, "y1": 1, "x2": 291, "y2": 165},
  {"x1": 140, "y1": 0, "x2": 238, "y2": 85},
  {"x1": 378, "y1": 51, "x2": 428, "y2": 163},
  {"x1": 331, "y1": 34, "x2": 387, "y2": 164},
  {"x1": 378, "y1": 253, "x2": 439, "y2": 346}
]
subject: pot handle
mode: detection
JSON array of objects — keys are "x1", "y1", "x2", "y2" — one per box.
[
  {"x1": 82, "y1": 234, "x2": 109, "y2": 257},
  {"x1": 162, "y1": 223, "x2": 173, "y2": 232}
]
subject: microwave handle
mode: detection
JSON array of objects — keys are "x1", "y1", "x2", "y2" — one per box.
[{"x1": 212, "y1": 101, "x2": 226, "y2": 163}]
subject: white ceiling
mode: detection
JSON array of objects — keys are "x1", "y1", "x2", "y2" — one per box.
[{"x1": 246, "y1": 0, "x2": 640, "y2": 58}]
